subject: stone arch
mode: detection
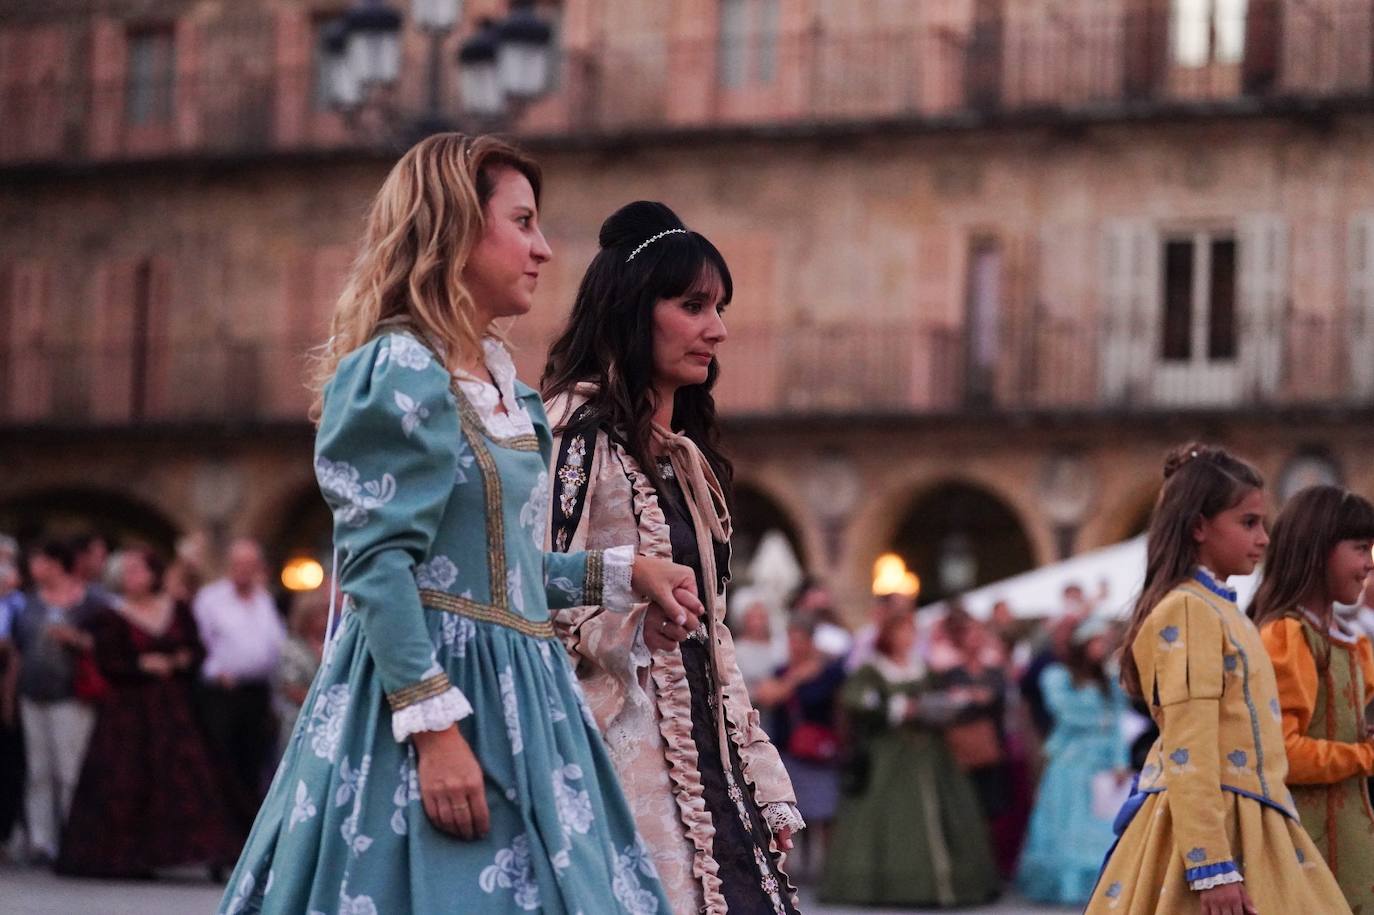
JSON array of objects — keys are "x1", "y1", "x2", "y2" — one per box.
[
  {"x1": 885, "y1": 479, "x2": 1037, "y2": 606},
  {"x1": 259, "y1": 479, "x2": 333, "y2": 581},
  {"x1": 731, "y1": 478, "x2": 809, "y2": 580},
  {"x1": 0, "y1": 486, "x2": 181, "y2": 554}
]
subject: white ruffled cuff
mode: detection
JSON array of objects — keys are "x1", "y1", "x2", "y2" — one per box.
[
  {"x1": 762, "y1": 802, "x2": 806, "y2": 834},
  {"x1": 601, "y1": 544, "x2": 636, "y2": 613},
  {"x1": 1189, "y1": 871, "x2": 1243, "y2": 891},
  {"x1": 390, "y1": 686, "x2": 474, "y2": 743}
]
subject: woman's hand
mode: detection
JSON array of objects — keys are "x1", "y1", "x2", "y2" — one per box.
[
  {"x1": 412, "y1": 726, "x2": 489, "y2": 841},
  {"x1": 1199, "y1": 883, "x2": 1258, "y2": 915},
  {"x1": 774, "y1": 825, "x2": 794, "y2": 852},
  {"x1": 138, "y1": 652, "x2": 174, "y2": 677},
  {"x1": 47, "y1": 623, "x2": 93, "y2": 653},
  {"x1": 631, "y1": 556, "x2": 703, "y2": 630},
  {"x1": 644, "y1": 587, "x2": 698, "y2": 653}
]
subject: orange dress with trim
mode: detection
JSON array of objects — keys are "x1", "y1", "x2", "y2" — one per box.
[{"x1": 1260, "y1": 615, "x2": 1374, "y2": 911}]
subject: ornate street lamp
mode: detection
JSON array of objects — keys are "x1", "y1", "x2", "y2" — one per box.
[{"x1": 324, "y1": 0, "x2": 556, "y2": 133}]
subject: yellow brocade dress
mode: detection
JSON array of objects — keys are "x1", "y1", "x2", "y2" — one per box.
[{"x1": 1086, "y1": 570, "x2": 1351, "y2": 915}]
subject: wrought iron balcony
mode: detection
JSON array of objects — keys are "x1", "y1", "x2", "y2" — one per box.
[
  {"x1": 2, "y1": 311, "x2": 1367, "y2": 431},
  {"x1": 4, "y1": 0, "x2": 1374, "y2": 168}
]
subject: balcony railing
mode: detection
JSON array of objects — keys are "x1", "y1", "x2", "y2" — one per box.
[
  {"x1": 5, "y1": 0, "x2": 1374, "y2": 167},
  {"x1": 2, "y1": 313, "x2": 1368, "y2": 429}
]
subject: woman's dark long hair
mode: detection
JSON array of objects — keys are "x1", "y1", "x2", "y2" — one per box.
[
  {"x1": 541, "y1": 201, "x2": 734, "y2": 497},
  {"x1": 1250, "y1": 485, "x2": 1374, "y2": 670},
  {"x1": 1118, "y1": 443, "x2": 1264, "y2": 698}
]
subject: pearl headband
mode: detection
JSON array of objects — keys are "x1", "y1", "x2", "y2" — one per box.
[{"x1": 626, "y1": 228, "x2": 687, "y2": 262}]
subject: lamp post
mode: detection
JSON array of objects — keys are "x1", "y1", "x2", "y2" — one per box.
[
  {"x1": 804, "y1": 449, "x2": 861, "y2": 571},
  {"x1": 322, "y1": 0, "x2": 556, "y2": 137}
]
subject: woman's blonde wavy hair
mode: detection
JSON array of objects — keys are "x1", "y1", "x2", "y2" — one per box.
[{"x1": 308, "y1": 132, "x2": 542, "y2": 419}]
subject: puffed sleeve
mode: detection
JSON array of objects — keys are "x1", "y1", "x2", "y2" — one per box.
[
  {"x1": 1261, "y1": 618, "x2": 1374, "y2": 784},
  {"x1": 1139, "y1": 592, "x2": 1241, "y2": 891},
  {"x1": 315, "y1": 333, "x2": 471, "y2": 742}
]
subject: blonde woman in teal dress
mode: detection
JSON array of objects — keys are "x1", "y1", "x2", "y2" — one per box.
[{"x1": 218, "y1": 134, "x2": 702, "y2": 915}]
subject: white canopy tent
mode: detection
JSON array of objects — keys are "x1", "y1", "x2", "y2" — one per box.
[{"x1": 940, "y1": 535, "x2": 1261, "y2": 620}]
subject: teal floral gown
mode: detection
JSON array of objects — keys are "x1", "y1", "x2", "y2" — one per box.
[
  {"x1": 1014, "y1": 663, "x2": 1128, "y2": 905},
  {"x1": 218, "y1": 331, "x2": 670, "y2": 915}
]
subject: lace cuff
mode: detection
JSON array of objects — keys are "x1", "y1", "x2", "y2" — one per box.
[
  {"x1": 600, "y1": 544, "x2": 636, "y2": 613},
  {"x1": 629, "y1": 608, "x2": 653, "y2": 667},
  {"x1": 388, "y1": 669, "x2": 474, "y2": 742},
  {"x1": 762, "y1": 802, "x2": 806, "y2": 835},
  {"x1": 1186, "y1": 861, "x2": 1243, "y2": 891}
]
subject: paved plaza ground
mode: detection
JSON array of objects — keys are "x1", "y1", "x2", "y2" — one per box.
[{"x1": 0, "y1": 864, "x2": 1077, "y2": 915}]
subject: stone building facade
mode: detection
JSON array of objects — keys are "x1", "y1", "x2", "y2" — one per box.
[{"x1": 2, "y1": 0, "x2": 1373, "y2": 614}]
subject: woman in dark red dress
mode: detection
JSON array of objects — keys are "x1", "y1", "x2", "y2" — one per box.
[{"x1": 57, "y1": 547, "x2": 244, "y2": 878}]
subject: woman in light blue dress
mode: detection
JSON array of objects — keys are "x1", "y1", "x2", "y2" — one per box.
[
  {"x1": 1015, "y1": 617, "x2": 1129, "y2": 905},
  {"x1": 218, "y1": 134, "x2": 701, "y2": 915}
]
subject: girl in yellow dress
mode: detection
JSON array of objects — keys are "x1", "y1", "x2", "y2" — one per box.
[
  {"x1": 1088, "y1": 444, "x2": 1350, "y2": 915},
  {"x1": 1254, "y1": 485, "x2": 1374, "y2": 912}
]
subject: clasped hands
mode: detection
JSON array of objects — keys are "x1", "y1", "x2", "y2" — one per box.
[{"x1": 415, "y1": 553, "x2": 702, "y2": 841}]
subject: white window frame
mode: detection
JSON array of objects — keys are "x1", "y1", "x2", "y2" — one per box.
[
  {"x1": 718, "y1": 0, "x2": 780, "y2": 89},
  {"x1": 1171, "y1": 0, "x2": 1248, "y2": 68}
]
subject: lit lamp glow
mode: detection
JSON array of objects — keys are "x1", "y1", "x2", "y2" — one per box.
[
  {"x1": 872, "y1": 553, "x2": 920, "y2": 598},
  {"x1": 282, "y1": 557, "x2": 325, "y2": 592}
]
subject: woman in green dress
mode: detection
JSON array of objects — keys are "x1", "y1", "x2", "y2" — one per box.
[
  {"x1": 217, "y1": 134, "x2": 702, "y2": 914},
  {"x1": 820, "y1": 608, "x2": 1000, "y2": 908}
]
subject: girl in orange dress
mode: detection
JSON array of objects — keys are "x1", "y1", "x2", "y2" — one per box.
[{"x1": 1254, "y1": 485, "x2": 1374, "y2": 912}]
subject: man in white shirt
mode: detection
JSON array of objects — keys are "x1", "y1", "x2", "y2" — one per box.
[{"x1": 192, "y1": 538, "x2": 286, "y2": 816}]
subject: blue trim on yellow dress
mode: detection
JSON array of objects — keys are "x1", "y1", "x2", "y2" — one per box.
[{"x1": 1185, "y1": 860, "x2": 1239, "y2": 883}]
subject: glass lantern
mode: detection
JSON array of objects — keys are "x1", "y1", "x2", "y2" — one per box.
[
  {"x1": 458, "y1": 19, "x2": 504, "y2": 117},
  {"x1": 411, "y1": 0, "x2": 462, "y2": 33},
  {"x1": 496, "y1": 0, "x2": 553, "y2": 100},
  {"x1": 344, "y1": 1, "x2": 404, "y2": 87},
  {"x1": 323, "y1": 19, "x2": 362, "y2": 109}
]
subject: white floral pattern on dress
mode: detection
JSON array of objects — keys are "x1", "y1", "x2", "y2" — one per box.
[
  {"x1": 500, "y1": 665, "x2": 523, "y2": 754},
  {"x1": 612, "y1": 836, "x2": 661, "y2": 915},
  {"x1": 391, "y1": 750, "x2": 421, "y2": 836},
  {"x1": 307, "y1": 683, "x2": 350, "y2": 762},
  {"x1": 316, "y1": 456, "x2": 397, "y2": 528},
  {"x1": 393, "y1": 389, "x2": 431, "y2": 437},
  {"x1": 507, "y1": 566, "x2": 525, "y2": 615},
  {"x1": 546, "y1": 575, "x2": 583, "y2": 605},
  {"x1": 378, "y1": 334, "x2": 433, "y2": 371},
  {"x1": 336, "y1": 754, "x2": 374, "y2": 856},
  {"x1": 335, "y1": 754, "x2": 371, "y2": 807},
  {"x1": 552, "y1": 756, "x2": 595, "y2": 838},
  {"x1": 289, "y1": 780, "x2": 317, "y2": 831},
  {"x1": 337, "y1": 890, "x2": 380, "y2": 915},
  {"x1": 441, "y1": 611, "x2": 477, "y2": 656},
  {"x1": 479, "y1": 833, "x2": 542, "y2": 911},
  {"x1": 539, "y1": 643, "x2": 569, "y2": 722},
  {"x1": 454, "y1": 436, "x2": 476, "y2": 485},
  {"x1": 519, "y1": 471, "x2": 550, "y2": 548},
  {"x1": 223, "y1": 871, "x2": 257, "y2": 915},
  {"x1": 415, "y1": 555, "x2": 458, "y2": 591}
]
